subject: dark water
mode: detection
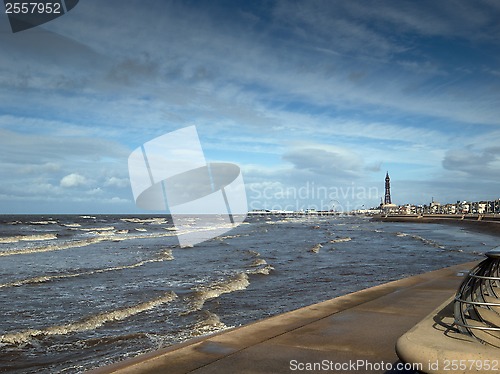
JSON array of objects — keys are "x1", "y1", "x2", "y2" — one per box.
[{"x1": 0, "y1": 214, "x2": 496, "y2": 373}]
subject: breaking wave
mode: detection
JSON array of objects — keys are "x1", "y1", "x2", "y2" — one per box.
[
  {"x1": 250, "y1": 258, "x2": 267, "y2": 267},
  {"x1": 189, "y1": 273, "x2": 250, "y2": 312},
  {"x1": 216, "y1": 233, "x2": 242, "y2": 241},
  {"x1": 0, "y1": 292, "x2": 178, "y2": 346},
  {"x1": 246, "y1": 250, "x2": 260, "y2": 257},
  {"x1": 246, "y1": 258, "x2": 274, "y2": 275},
  {"x1": 78, "y1": 227, "x2": 115, "y2": 232},
  {"x1": 120, "y1": 218, "x2": 169, "y2": 225},
  {"x1": 0, "y1": 237, "x2": 105, "y2": 257},
  {"x1": 310, "y1": 243, "x2": 322, "y2": 253},
  {"x1": 395, "y1": 232, "x2": 445, "y2": 249},
  {"x1": 29, "y1": 220, "x2": 57, "y2": 225},
  {"x1": 191, "y1": 311, "x2": 229, "y2": 337},
  {"x1": 62, "y1": 223, "x2": 81, "y2": 228},
  {"x1": 247, "y1": 264, "x2": 274, "y2": 275},
  {"x1": 0, "y1": 231, "x2": 179, "y2": 257},
  {"x1": 0, "y1": 233, "x2": 58, "y2": 244},
  {"x1": 330, "y1": 237, "x2": 352, "y2": 243},
  {"x1": 0, "y1": 249, "x2": 174, "y2": 289}
]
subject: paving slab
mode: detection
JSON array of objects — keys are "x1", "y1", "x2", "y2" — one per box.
[
  {"x1": 90, "y1": 262, "x2": 477, "y2": 374},
  {"x1": 396, "y1": 298, "x2": 500, "y2": 374}
]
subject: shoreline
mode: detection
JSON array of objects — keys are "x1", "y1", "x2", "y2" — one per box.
[
  {"x1": 372, "y1": 214, "x2": 500, "y2": 237},
  {"x1": 86, "y1": 216, "x2": 497, "y2": 373},
  {"x1": 90, "y1": 261, "x2": 478, "y2": 374}
]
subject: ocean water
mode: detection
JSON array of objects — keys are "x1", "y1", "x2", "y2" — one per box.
[{"x1": 0, "y1": 214, "x2": 497, "y2": 373}]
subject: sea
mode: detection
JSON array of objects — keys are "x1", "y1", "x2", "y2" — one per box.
[{"x1": 0, "y1": 214, "x2": 497, "y2": 373}]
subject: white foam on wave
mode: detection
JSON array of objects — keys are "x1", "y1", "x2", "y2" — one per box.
[
  {"x1": 0, "y1": 237, "x2": 104, "y2": 257},
  {"x1": 29, "y1": 220, "x2": 57, "y2": 225},
  {"x1": 189, "y1": 273, "x2": 250, "y2": 312},
  {"x1": 246, "y1": 250, "x2": 260, "y2": 257},
  {"x1": 79, "y1": 227, "x2": 115, "y2": 232},
  {"x1": 247, "y1": 264, "x2": 274, "y2": 275},
  {"x1": 0, "y1": 233, "x2": 58, "y2": 244},
  {"x1": 0, "y1": 249, "x2": 175, "y2": 289},
  {"x1": 0, "y1": 230, "x2": 178, "y2": 257},
  {"x1": 62, "y1": 223, "x2": 82, "y2": 228},
  {"x1": 329, "y1": 237, "x2": 352, "y2": 243},
  {"x1": 216, "y1": 233, "x2": 245, "y2": 241},
  {"x1": 395, "y1": 232, "x2": 445, "y2": 249},
  {"x1": 309, "y1": 243, "x2": 322, "y2": 253},
  {"x1": 250, "y1": 258, "x2": 267, "y2": 267},
  {"x1": 246, "y1": 254, "x2": 274, "y2": 275},
  {"x1": 0, "y1": 220, "x2": 237, "y2": 258},
  {"x1": 190, "y1": 311, "x2": 229, "y2": 337},
  {"x1": 120, "y1": 218, "x2": 168, "y2": 225},
  {"x1": 0, "y1": 292, "x2": 178, "y2": 346}
]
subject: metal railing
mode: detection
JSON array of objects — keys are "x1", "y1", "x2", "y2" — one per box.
[{"x1": 454, "y1": 249, "x2": 500, "y2": 347}]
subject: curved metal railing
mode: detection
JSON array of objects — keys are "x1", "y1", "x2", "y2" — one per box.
[{"x1": 454, "y1": 249, "x2": 500, "y2": 346}]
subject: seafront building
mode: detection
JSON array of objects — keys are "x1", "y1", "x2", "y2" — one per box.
[
  {"x1": 393, "y1": 200, "x2": 500, "y2": 215},
  {"x1": 386, "y1": 198, "x2": 500, "y2": 216},
  {"x1": 249, "y1": 172, "x2": 500, "y2": 216},
  {"x1": 378, "y1": 172, "x2": 500, "y2": 216}
]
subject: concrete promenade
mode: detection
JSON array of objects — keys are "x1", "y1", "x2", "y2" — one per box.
[{"x1": 91, "y1": 261, "x2": 478, "y2": 374}]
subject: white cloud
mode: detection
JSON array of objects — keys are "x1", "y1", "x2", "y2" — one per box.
[
  {"x1": 110, "y1": 196, "x2": 129, "y2": 204},
  {"x1": 442, "y1": 146, "x2": 500, "y2": 180},
  {"x1": 60, "y1": 173, "x2": 88, "y2": 188},
  {"x1": 104, "y1": 177, "x2": 129, "y2": 188},
  {"x1": 87, "y1": 187, "x2": 103, "y2": 195},
  {"x1": 283, "y1": 145, "x2": 362, "y2": 178}
]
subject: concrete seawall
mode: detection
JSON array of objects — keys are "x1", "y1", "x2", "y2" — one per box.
[
  {"x1": 373, "y1": 214, "x2": 500, "y2": 237},
  {"x1": 90, "y1": 262, "x2": 477, "y2": 374}
]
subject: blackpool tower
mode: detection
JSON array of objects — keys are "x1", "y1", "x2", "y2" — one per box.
[{"x1": 384, "y1": 172, "x2": 392, "y2": 205}]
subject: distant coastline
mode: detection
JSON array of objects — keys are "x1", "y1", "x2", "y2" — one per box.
[{"x1": 372, "y1": 214, "x2": 500, "y2": 237}]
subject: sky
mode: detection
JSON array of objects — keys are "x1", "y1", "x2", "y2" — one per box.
[{"x1": 1, "y1": 0, "x2": 500, "y2": 214}]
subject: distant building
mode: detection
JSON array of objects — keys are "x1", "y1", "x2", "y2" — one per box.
[
  {"x1": 384, "y1": 172, "x2": 391, "y2": 205},
  {"x1": 381, "y1": 172, "x2": 397, "y2": 212}
]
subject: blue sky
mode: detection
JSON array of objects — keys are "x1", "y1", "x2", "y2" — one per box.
[{"x1": 1, "y1": 0, "x2": 500, "y2": 213}]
